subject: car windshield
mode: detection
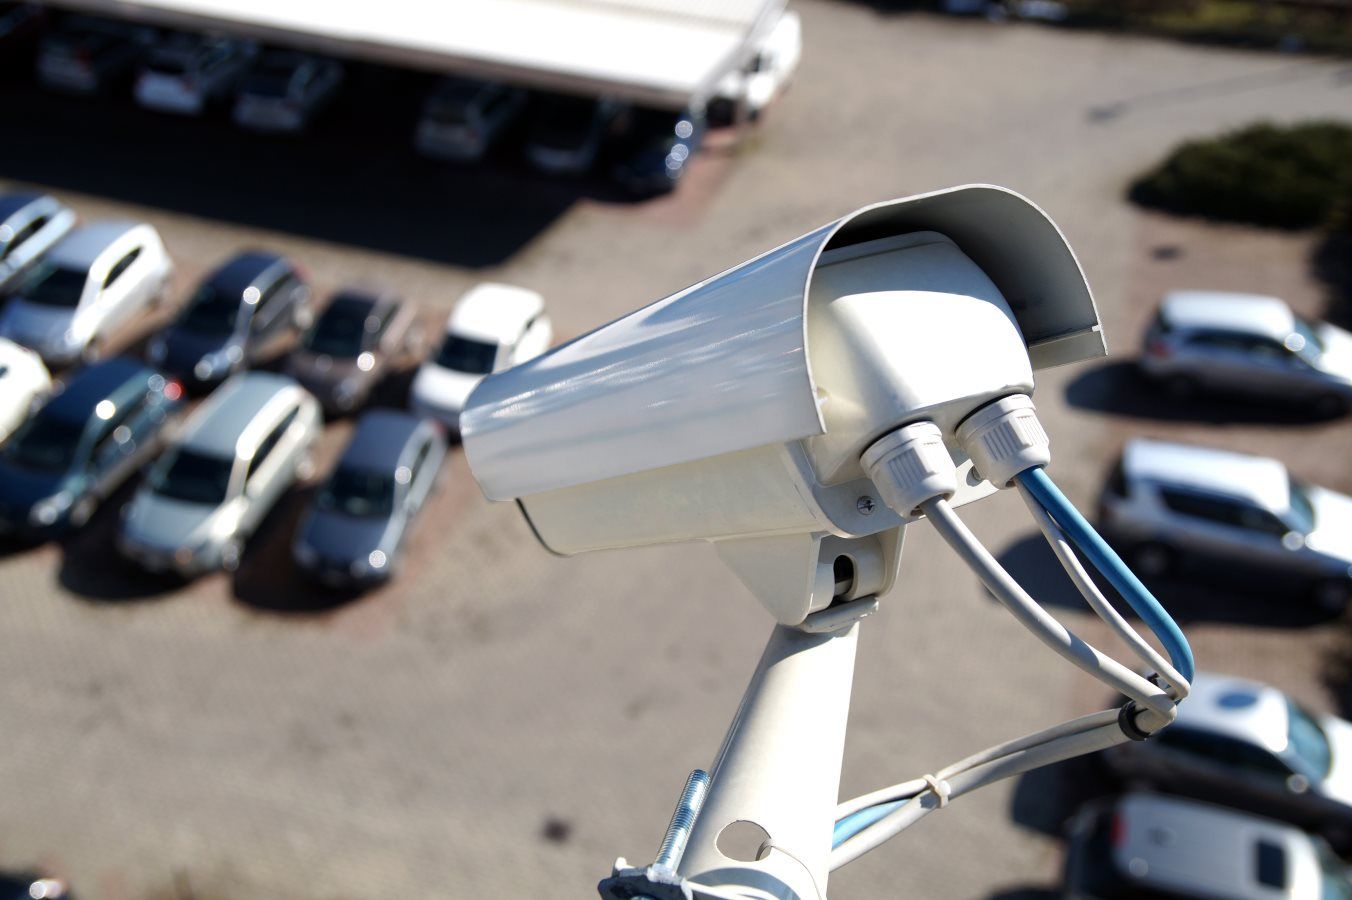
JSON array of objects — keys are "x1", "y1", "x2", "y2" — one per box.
[
  {"x1": 304, "y1": 300, "x2": 370, "y2": 358},
  {"x1": 1, "y1": 413, "x2": 83, "y2": 472},
  {"x1": 1289, "y1": 479, "x2": 1317, "y2": 534},
  {"x1": 243, "y1": 64, "x2": 295, "y2": 98},
  {"x1": 147, "y1": 448, "x2": 234, "y2": 505},
  {"x1": 316, "y1": 466, "x2": 394, "y2": 518},
  {"x1": 435, "y1": 335, "x2": 497, "y2": 375},
  {"x1": 180, "y1": 284, "x2": 243, "y2": 336},
  {"x1": 1286, "y1": 699, "x2": 1332, "y2": 778},
  {"x1": 425, "y1": 85, "x2": 476, "y2": 124},
  {"x1": 22, "y1": 262, "x2": 87, "y2": 308},
  {"x1": 145, "y1": 53, "x2": 188, "y2": 76}
]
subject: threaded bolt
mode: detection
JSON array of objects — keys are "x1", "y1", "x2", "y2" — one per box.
[{"x1": 653, "y1": 769, "x2": 711, "y2": 871}]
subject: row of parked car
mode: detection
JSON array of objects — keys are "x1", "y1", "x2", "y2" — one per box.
[
  {"x1": 0, "y1": 191, "x2": 557, "y2": 587},
  {"x1": 4, "y1": 5, "x2": 803, "y2": 195}
]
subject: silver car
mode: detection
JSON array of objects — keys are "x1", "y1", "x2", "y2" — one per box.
[
  {"x1": 1099, "y1": 439, "x2": 1352, "y2": 609},
  {"x1": 1141, "y1": 291, "x2": 1352, "y2": 416},
  {"x1": 0, "y1": 193, "x2": 77, "y2": 296},
  {"x1": 0, "y1": 221, "x2": 173, "y2": 366},
  {"x1": 1064, "y1": 793, "x2": 1352, "y2": 899},
  {"x1": 118, "y1": 372, "x2": 321, "y2": 577}
]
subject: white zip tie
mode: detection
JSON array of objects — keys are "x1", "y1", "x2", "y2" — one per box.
[{"x1": 920, "y1": 774, "x2": 950, "y2": 808}]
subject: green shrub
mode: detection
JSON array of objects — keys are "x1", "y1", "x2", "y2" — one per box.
[{"x1": 1131, "y1": 121, "x2": 1352, "y2": 229}]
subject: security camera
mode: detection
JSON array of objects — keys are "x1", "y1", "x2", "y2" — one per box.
[{"x1": 461, "y1": 184, "x2": 1103, "y2": 626}]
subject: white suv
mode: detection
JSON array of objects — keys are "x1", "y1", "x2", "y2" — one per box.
[{"x1": 0, "y1": 221, "x2": 173, "y2": 366}]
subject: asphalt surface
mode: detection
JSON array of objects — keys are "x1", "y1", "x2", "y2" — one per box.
[{"x1": 3, "y1": 5, "x2": 1352, "y2": 898}]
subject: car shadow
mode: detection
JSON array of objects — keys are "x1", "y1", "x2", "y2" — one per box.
[
  {"x1": 0, "y1": 65, "x2": 634, "y2": 268},
  {"x1": 1062, "y1": 361, "x2": 1343, "y2": 425},
  {"x1": 986, "y1": 889, "x2": 1060, "y2": 900},
  {"x1": 995, "y1": 532, "x2": 1342, "y2": 628},
  {"x1": 58, "y1": 481, "x2": 187, "y2": 602},
  {"x1": 1314, "y1": 230, "x2": 1352, "y2": 331},
  {"x1": 1008, "y1": 752, "x2": 1116, "y2": 838},
  {"x1": 230, "y1": 483, "x2": 366, "y2": 615}
]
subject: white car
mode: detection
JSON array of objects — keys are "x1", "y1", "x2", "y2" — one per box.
[
  {"x1": 134, "y1": 34, "x2": 256, "y2": 116},
  {"x1": 1099, "y1": 439, "x2": 1352, "y2": 609},
  {"x1": 410, "y1": 283, "x2": 552, "y2": 433},
  {"x1": 0, "y1": 337, "x2": 51, "y2": 443},
  {"x1": 0, "y1": 221, "x2": 173, "y2": 367},
  {"x1": 711, "y1": 10, "x2": 801, "y2": 124},
  {"x1": 1141, "y1": 291, "x2": 1352, "y2": 415},
  {"x1": 0, "y1": 192, "x2": 78, "y2": 296},
  {"x1": 1103, "y1": 672, "x2": 1352, "y2": 851},
  {"x1": 414, "y1": 76, "x2": 527, "y2": 162},
  {"x1": 233, "y1": 51, "x2": 343, "y2": 133}
]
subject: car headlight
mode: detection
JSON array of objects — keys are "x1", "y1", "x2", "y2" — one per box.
[
  {"x1": 295, "y1": 543, "x2": 318, "y2": 567},
  {"x1": 30, "y1": 492, "x2": 73, "y2": 526}
]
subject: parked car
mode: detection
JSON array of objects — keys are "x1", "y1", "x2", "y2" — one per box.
[
  {"x1": 147, "y1": 251, "x2": 311, "y2": 391},
  {"x1": 409, "y1": 283, "x2": 551, "y2": 433},
  {"x1": 414, "y1": 77, "x2": 526, "y2": 162},
  {"x1": 287, "y1": 285, "x2": 422, "y2": 414},
  {"x1": 1141, "y1": 291, "x2": 1352, "y2": 415},
  {"x1": 0, "y1": 192, "x2": 78, "y2": 296},
  {"x1": 1099, "y1": 439, "x2": 1352, "y2": 609},
  {"x1": 525, "y1": 94, "x2": 625, "y2": 175},
  {"x1": 709, "y1": 9, "x2": 801, "y2": 125},
  {"x1": 118, "y1": 372, "x2": 320, "y2": 576},
  {"x1": 1102, "y1": 672, "x2": 1352, "y2": 851},
  {"x1": 0, "y1": 337, "x2": 51, "y2": 444},
  {"x1": 0, "y1": 3, "x2": 47, "y2": 66},
  {"x1": 612, "y1": 106, "x2": 706, "y2": 196},
  {"x1": 134, "y1": 33, "x2": 256, "y2": 116},
  {"x1": 1064, "y1": 793, "x2": 1352, "y2": 900},
  {"x1": 0, "y1": 872, "x2": 70, "y2": 900},
  {"x1": 0, "y1": 221, "x2": 172, "y2": 366},
  {"x1": 36, "y1": 16, "x2": 155, "y2": 94},
  {"x1": 0, "y1": 358, "x2": 181, "y2": 538},
  {"x1": 232, "y1": 51, "x2": 342, "y2": 133},
  {"x1": 293, "y1": 409, "x2": 445, "y2": 588}
]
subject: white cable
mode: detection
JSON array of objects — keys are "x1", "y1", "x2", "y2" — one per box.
[
  {"x1": 921, "y1": 497, "x2": 1175, "y2": 727},
  {"x1": 1017, "y1": 483, "x2": 1190, "y2": 702}
]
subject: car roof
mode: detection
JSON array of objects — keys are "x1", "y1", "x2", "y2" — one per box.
[
  {"x1": 49, "y1": 221, "x2": 140, "y2": 267},
  {"x1": 1112, "y1": 793, "x2": 1317, "y2": 898},
  {"x1": 1123, "y1": 438, "x2": 1291, "y2": 515},
  {"x1": 204, "y1": 251, "x2": 287, "y2": 296},
  {"x1": 43, "y1": 357, "x2": 149, "y2": 424},
  {"x1": 1161, "y1": 290, "x2": 1296, "y2": 341},
  {"x1": 179, "y1": 371, "x2": 300, "y2": 457},
  {"x1": 0, "y1": 193, "x2": 45, "y2": 223},
  {"x1": 338, "y1": 410, "x2": 424, "y2": 471},
  {"x1": 1175, "y1": 671, "x2": 1291, "y2": 755},
  {"x1": 447, "y1": 282, "x2": 543, "y2": 343}
]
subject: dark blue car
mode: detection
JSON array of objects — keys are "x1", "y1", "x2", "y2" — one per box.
[
  {"x1": 292, "y1": 409, "x2": 445, "y2": 588},
  {"x1": 0, "y1": 357, "x2": 183, "y2": 538},
  {"x1": 146, "y1": 251, "x2": 311, "y2": 391}
]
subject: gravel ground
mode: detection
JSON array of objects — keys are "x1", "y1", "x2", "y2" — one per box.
[{"x1": 1, "y1": 5, "x2": 1352, "y2": 898}]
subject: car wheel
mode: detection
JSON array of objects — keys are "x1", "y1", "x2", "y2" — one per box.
[
  {"x1": 68, "y1": 495, "x2": 97, "y2": 529},
  {"x1": 1130, "y1": 542, "x2": 1174, "y2": 578},
  {"x1": 221, "y1": 537, "x2": 243, "y2": 573},
  {"x1": 1312, "y1": 579, "x2": 1351, "y2": 613},
  {"x1": 1314, "y1": 392, "x2": 1349, "y2": 418},
  {"x1": 1164, "y1": 374, "x2": 1201, "y2": 400}
]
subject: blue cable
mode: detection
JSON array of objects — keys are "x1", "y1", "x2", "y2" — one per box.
[
  {"x1": 1015, "y1": 465, "x2": 1194, "y2": 682},
  {"x1": 833, "y1": 799, "x2": 907, "y2": 848}
]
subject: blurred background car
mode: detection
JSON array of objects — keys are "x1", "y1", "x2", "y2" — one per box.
[
  {"x1": 0, "y1": 192, "x2": 78, "y2": 296},
  {"x1": 1099, "y1": 439, "x2": 1352, "y2": 609},
  {"x1": 0, "y1": 358, "x2": 182, "y2": 538},
  {"x1": 0, "y1": 220, "x2": 172, "y2": 366},
  {"x1": 0, "y1": 3, "x2": 47, "y2": 69},
  {"x1": 414, "y1": 76, "x2": 527, "y2": 162},
  {"x1": 612, "y1": 105, "x2": 705, "y2": 196},
  {"x1": 286, "y1": 284, "x2": 422, "y2": 415},
  {"x1": 1102, "y1": 672, "x2": 1352, "y2": 851},
  {"x1": 232, "y1": 50, "x2": 343, "y2": 133},
  {"x1": 1063, "y1": 792, "x2": 1352, "y2": 900},
  {"x1": 147, "y1": 250, "x2": 311, "y2": 391},
  {"x1": 292, "y1": 409, "x2": 445, "y2": 588},
  {"x1": 134, "y1": 33, "x2": 256, "y2": 116},
  {"x1": 0, "y1": 337, "x2": 50, "y2": 443},
  {"x1": 118, "y1": 372, "x2": 320, "y2": 576},
  {"x1": 1141, "y1": 291, "x2": 1352, "y2": 416},
  {"x1": 0, "y1": 872, "x2": 70, "y2": 900},
  {"x1": 709, "y1": 9, "x2": 800, "y2": 125},
  {"x1": 36, "y1": 16, "x2": 156, "y2": 94},
  {"x1": 525, "y1": 94, "x2": 625, "y2": 174},
  {"x1": 409, "y1": 282, "x2": 551, "y2": 433}
]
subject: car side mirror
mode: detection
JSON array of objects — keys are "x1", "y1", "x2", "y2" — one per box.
[{"x1": 1288, "y1": 774, "x2": 1311, "y2": 794}]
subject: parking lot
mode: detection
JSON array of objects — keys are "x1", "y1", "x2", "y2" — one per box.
[{"x1": 3, "y1": 3, "x2": 1352, "y2": 898}]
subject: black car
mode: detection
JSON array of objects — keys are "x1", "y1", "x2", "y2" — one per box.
[
  {"x1": 146, "y1": 251, "x2": 311, "y2": 391},
  {"x1": 0, "y1": 357, "x2": 182, "y2": 538},
  {"x1": 613, "y1": 106, "x2": 706, "y2": 196},
  {"x1": 292, "y1": 409, "x2": 445, "y2": 588}
]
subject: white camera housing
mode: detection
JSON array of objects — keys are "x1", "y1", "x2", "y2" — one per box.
[{"x1": 462, "y1": 185, "x2": 1102, "y2": 625}]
